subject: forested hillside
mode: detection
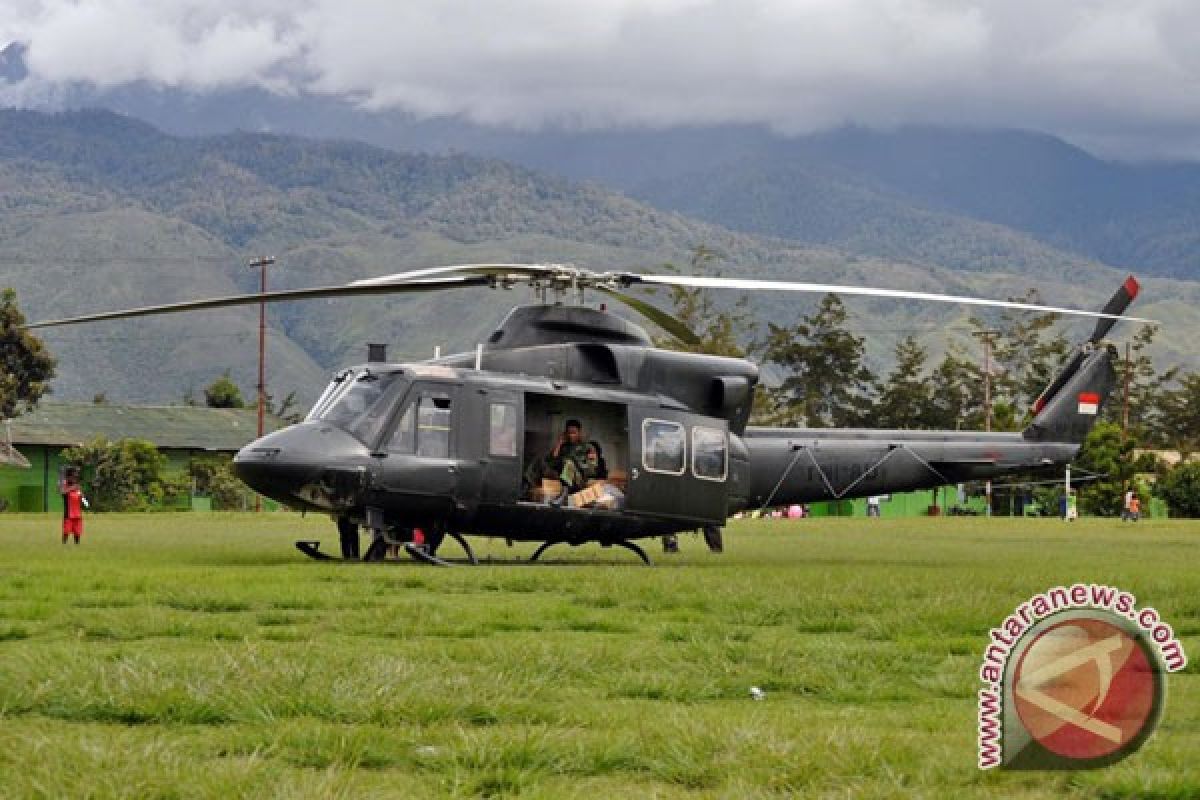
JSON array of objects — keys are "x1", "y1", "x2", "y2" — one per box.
[
  {"x1": 2, "y1": 110, "x2": 1198, "y2": 407},
  {"x1": 628, "y1": 127, "x2": 1200, "y2": 283}
]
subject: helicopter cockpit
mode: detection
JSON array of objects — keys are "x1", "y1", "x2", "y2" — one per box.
[{"x1": 307, "y1": 368, "x2": 409, "y2": 446}]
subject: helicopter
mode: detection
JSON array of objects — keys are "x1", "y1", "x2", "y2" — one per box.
[{"x1": 27, "y1": 264, "x2": 1148, "y2": 565}]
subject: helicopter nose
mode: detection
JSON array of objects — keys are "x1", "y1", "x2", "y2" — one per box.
[{"x1": 234, "y1": 422, "x2": 371, "y2": 507}]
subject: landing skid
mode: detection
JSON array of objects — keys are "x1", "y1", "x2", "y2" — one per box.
[
  {"x1": 402, "y1": 532, "x2": 478, "y2": 566},
  {"x1": 446, "y1": 532, "x2": 479, "y2": 564},
  {"x1": 296, "y1": 540, "x2": 336, "y2": 561},
  {"x1": 298, "y1": 535, "x2": 646, "y2": 565},
  {"x1": 404, "y1": 542, "x2": 453, "y2": 566},
  {"x1": 529, "y1": 539, "x2": 652, "y2": 565},
  {"x1": 296, "y1": 530, "x2": 478, "y2": 565}
]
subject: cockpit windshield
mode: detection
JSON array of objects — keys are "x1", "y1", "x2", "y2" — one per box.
[
  {"x1": 309, "y1": 370, "x2": 406, "y2": 442},
  {"x1": 307, "y1": 369, "x2": 354, "y2": 421}
]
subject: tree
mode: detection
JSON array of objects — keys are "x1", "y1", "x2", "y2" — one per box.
[
  {"x1": 188, "y1": 454, "x2": 249, "y2": 510},
  {"x1": 1151, "y1": 371, "x2": 1200, "y2": 456},
  {"x1": 0, "y1": 288, "x2": 56, "y2": 419},
  {"x1": 995, "y1": 300, "x2": 1071, "y2": 413},
  {"x1": 1073, "y1": 422, "x2": 1135, "y2": 516},
  {"x1": 269, "y1": 390, "x2": 304, "y2": 425},
  {"x1": 873, "y1": 336, "x2": 934, "y2": 428},
  {"x1": 651, "y1": 247, "x2": 753, "y2": 359},
  {"x1": 1105, "y1": 324, "x2": 1165, "y2": 434},
  {"x1": 204, "y1": 372, "x2": 246, "y2": 409},
  {"x1": 1156, "y1": 461, "x2": 1200, "y2": 518},
  {"x1": 925, "y1": 346, "x2": 986, "y2": 430},
  {"x1": 61, "y1": 437, "x2": 187, "y2": 511},
  {"x1": 969, "y1": 292, "x2": 1070, "y2": 425},
  {"x1": 763, "y1": 294, "x2": 875, "y2": 427}
]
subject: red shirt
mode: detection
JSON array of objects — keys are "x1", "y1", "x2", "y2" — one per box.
[{"x1": 64, "y1": 487, "x2": 84, "y2": 520}]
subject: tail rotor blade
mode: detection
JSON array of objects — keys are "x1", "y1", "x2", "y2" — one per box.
[
  {"x1": 1090, "y1": 275, "x2": 1141, "y2": 343},
  {"x1": 1031, "y1": 275, "x2": 1143, "y2": 416}
]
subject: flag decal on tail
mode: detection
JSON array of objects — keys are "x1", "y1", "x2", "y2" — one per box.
[{"x1": 1078, "y1": 392, "x2": 1100, "y2": 415}]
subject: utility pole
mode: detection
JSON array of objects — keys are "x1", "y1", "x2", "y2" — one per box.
[
  {"x1": 972, "y1": 329, "x2": 1000, "y2": 432},
  {"x1": 1122, "y1": 340, "x2": 1132, "y2": 437},
  {"x1": 249, "y1": 256, "x2": 276, "y2": 512},
  {"x1": 973, "y1": 329, "x2": 1000, "y2": 516}
]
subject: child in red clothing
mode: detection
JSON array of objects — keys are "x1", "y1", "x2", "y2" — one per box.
[{"x1": 60, "y1": 468, "x2": 89, "y2": 544}]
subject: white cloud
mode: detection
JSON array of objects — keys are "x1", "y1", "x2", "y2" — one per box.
[{"x1": 4, "y1": 0, "x2": 1200, "y2": 156}]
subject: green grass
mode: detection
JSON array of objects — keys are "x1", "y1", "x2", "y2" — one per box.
[{"x1": 0, "y1": 513, "x2": 1197, "y2": 798}]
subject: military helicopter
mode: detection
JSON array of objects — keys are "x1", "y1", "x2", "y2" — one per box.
[{"x1": 28, "y1": 264, "x2": 1147, "y2": 565}]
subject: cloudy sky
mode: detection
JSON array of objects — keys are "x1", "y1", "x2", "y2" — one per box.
[{"x1": 4, "y1": 0, "x2": 1200, "y2": 159}]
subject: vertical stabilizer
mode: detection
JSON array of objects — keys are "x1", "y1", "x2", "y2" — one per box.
[{"x1": 1023, "y1": 345, "x2": 1117, "y2": 443}]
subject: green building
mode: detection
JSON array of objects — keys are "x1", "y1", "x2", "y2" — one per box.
[
  {"x1": 806, "y1": 487, "x2": 990, "y2": 518},
  {"x1": 1, "y1": 403, "x2": 279, "y2": 512}
]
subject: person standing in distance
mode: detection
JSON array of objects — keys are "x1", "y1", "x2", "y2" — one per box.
[{"x1": 60, "y1": 467, "x2": 89, "y2": 545}]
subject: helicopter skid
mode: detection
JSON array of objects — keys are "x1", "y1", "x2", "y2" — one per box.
[
  {"x1": 295, "y1": 540, "x2": 337, "y2": 560},
  {"x1": 404, "y1": 542, "x2": 453, "y2": 567},
  {"x1": 298, "y1": 535, "x2": 650, "y2": 565},
  {"x1": 530, "y1": 539, "x2": 651, "y2": 565}
]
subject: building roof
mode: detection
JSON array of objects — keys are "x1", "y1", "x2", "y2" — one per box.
[
  {"x1": 8, "y1": 403, "x2": 284, "y2": 452},
  {"x1": 1133, "y1": 449, "x2": 1199, "y2": 467},
  {"x1": 1, "y1": 441, "x2": 31, "y2": 468}
]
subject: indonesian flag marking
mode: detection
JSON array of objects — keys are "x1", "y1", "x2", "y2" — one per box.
[{"x1": 1078, "y1": 392, "x2": 1100, "y2": 415}]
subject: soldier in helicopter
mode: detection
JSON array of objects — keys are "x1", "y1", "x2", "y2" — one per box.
[{"x1": 529, "y1": 418, "x2": 599, "y2": 504}]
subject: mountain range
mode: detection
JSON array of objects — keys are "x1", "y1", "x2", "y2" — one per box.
[{"x1": 2, "y1": 101, "x2": 1199, "y2": 407}]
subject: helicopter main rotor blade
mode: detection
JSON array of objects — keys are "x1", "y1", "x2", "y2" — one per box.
[
  {"x1": 594, "y1": 287, "x2": 701, "y2": 346},
  {"x1": 357, "y1": 265, "x2": 705, "y2": 345},
  {"x1": 25, "y1": 275, "x2": 492, "y2": 329},
  {"x1": 623, "y1": 274, "x2": 1156, "y2": 326},
  {"x1": 350, "y1": 263, "x2": 569, "y2": 286}
]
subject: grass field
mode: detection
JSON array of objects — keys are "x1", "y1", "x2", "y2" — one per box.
[{"x1": 0, "y1": 513, "x2": 1197, "y2": 799}]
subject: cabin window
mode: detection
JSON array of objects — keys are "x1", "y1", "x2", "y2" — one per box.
[
  {"x1": 488, "y1": 402, "x2": 518, "y2": 457},
  {"x1": 387, "y1": 403, "x2": 416, "y2": 454},
  {"x1": 691, "y1": 426, "x2": 727, "y2": 481},
  {"x1": 642, "y1": 418, "x2": 685, "y2": 475},
  {"x1": 416, "y1": 393, "x2": 453, "y2": 458}
]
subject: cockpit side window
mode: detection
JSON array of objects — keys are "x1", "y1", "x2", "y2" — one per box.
[
  {"x1": 417, "y1": 393, "x2": 452, "y2": 458},
  {"x1": 386, "y1": 388, "x2": 453, "y2": 458}
]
